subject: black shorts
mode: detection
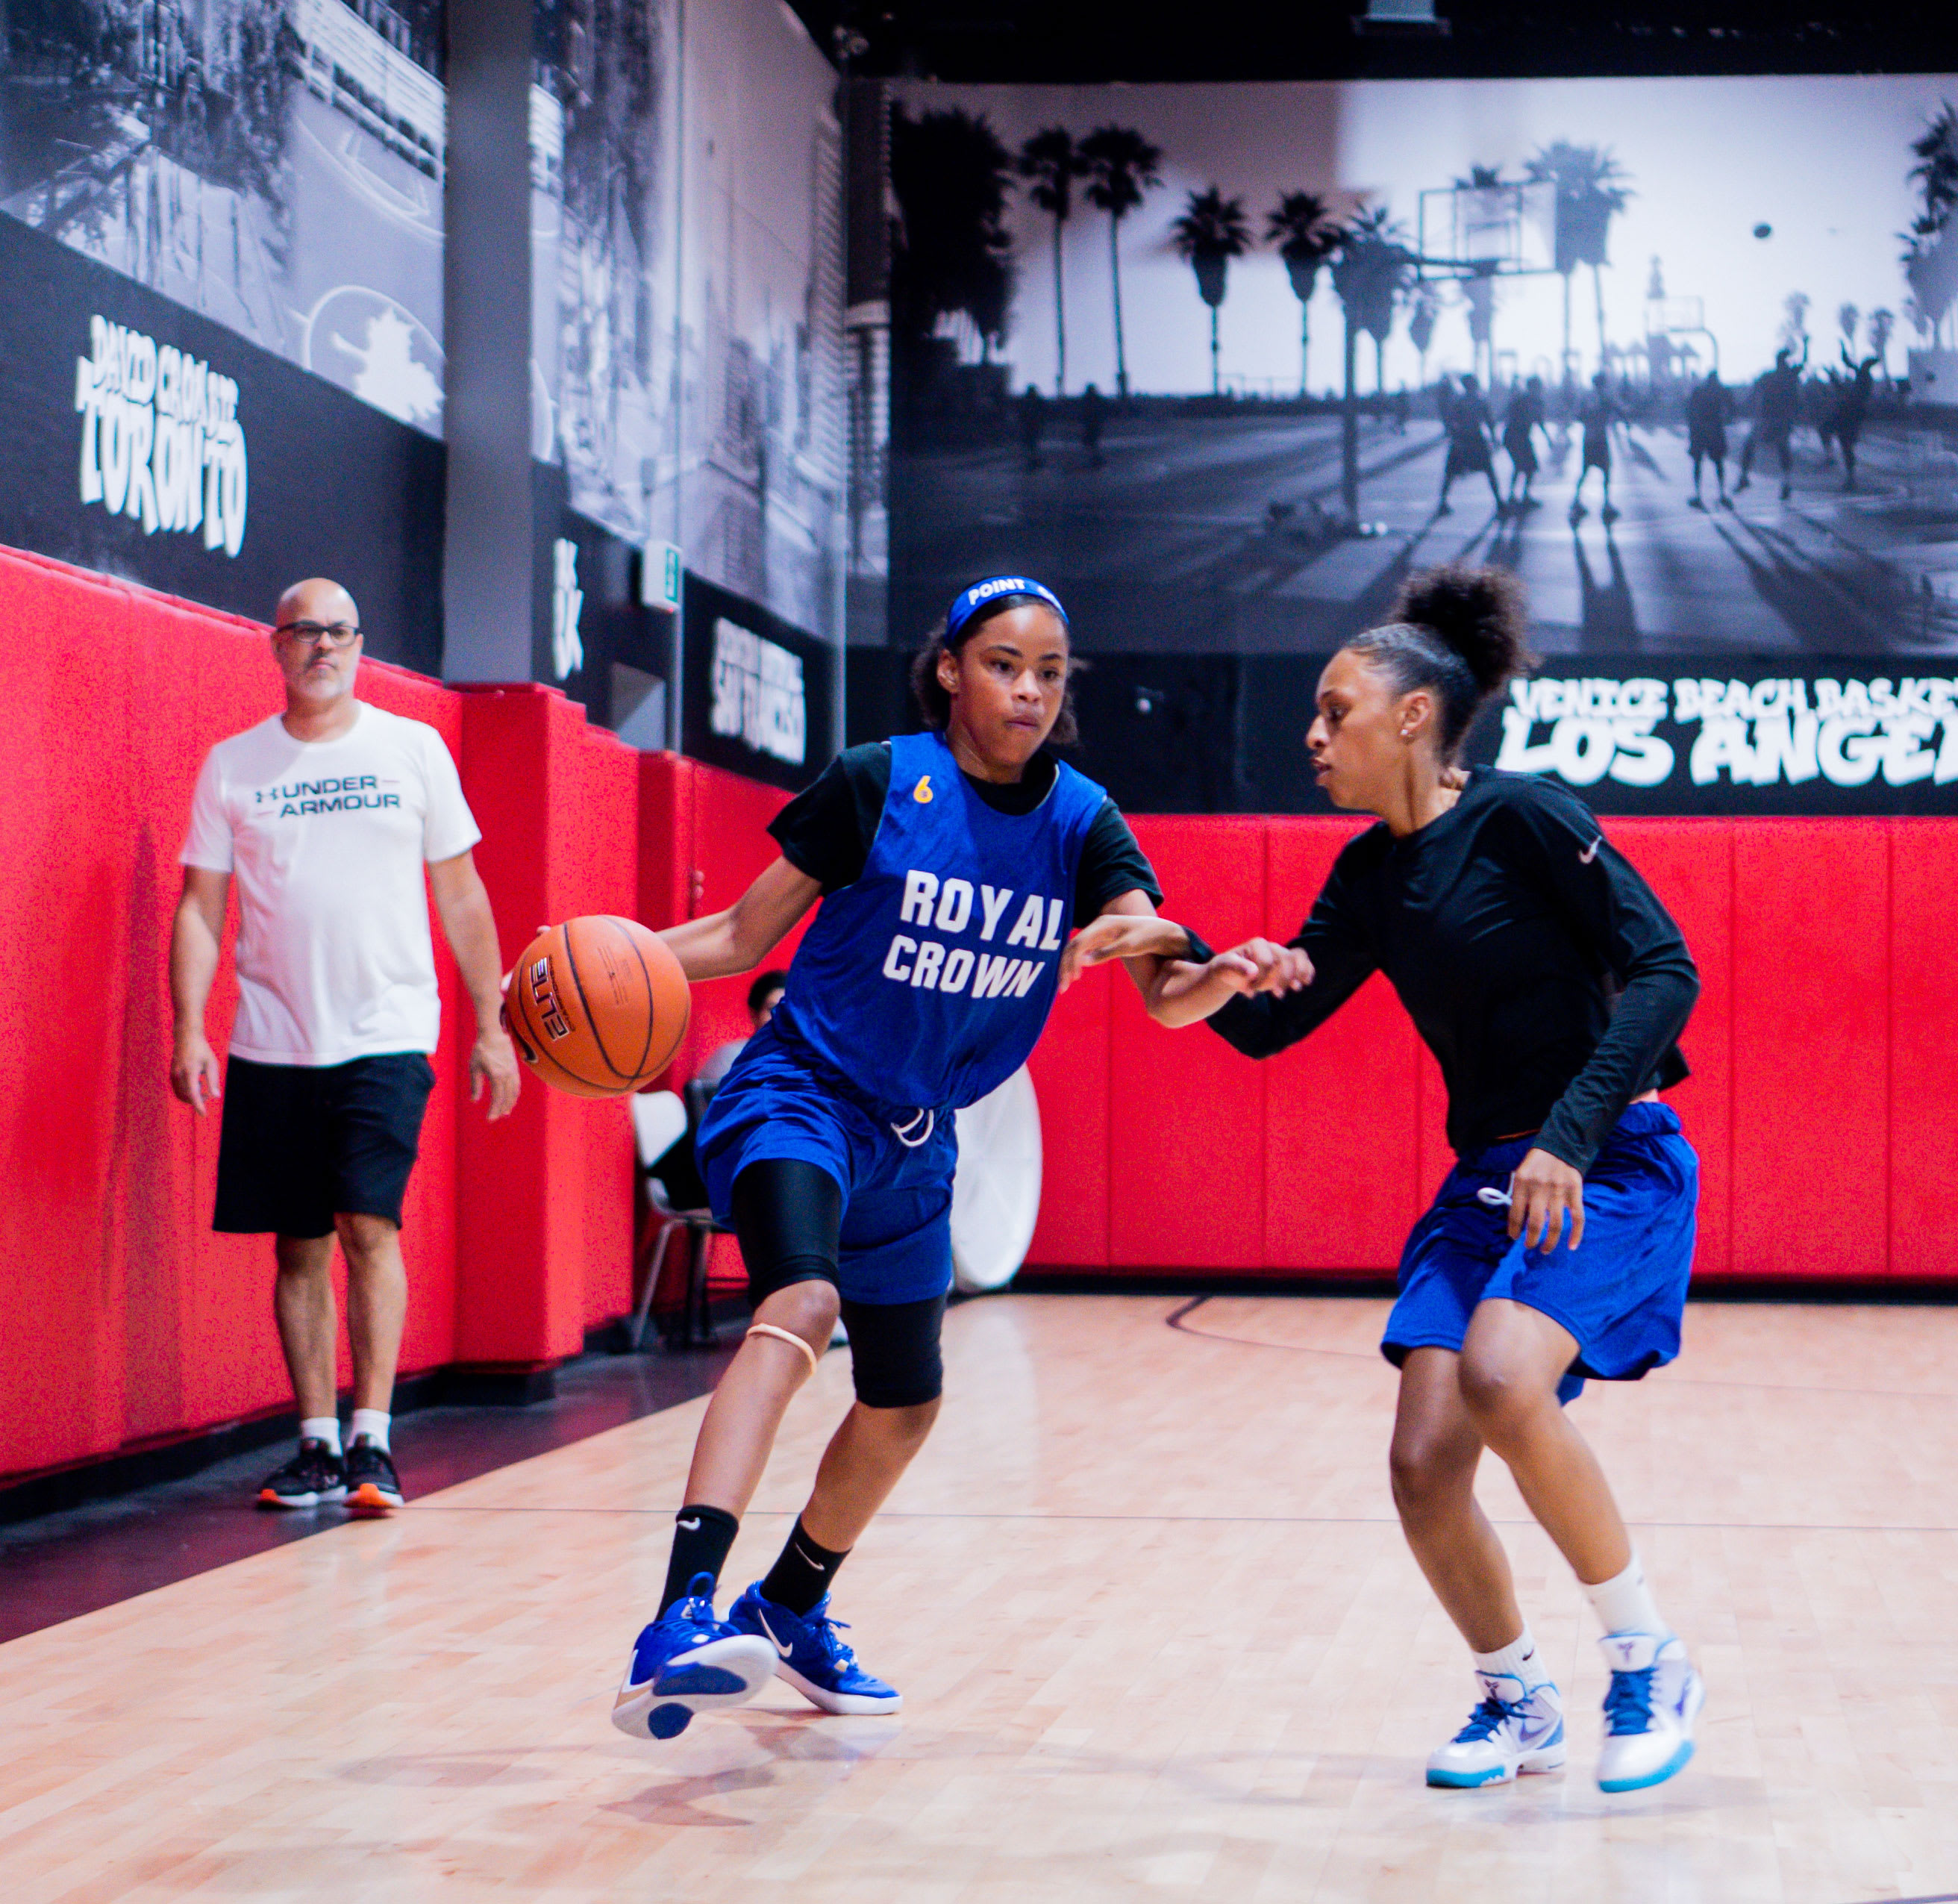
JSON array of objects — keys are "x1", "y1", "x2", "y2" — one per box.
[{"x1": 214, "y1": 1053, "x2": 436, "y2": 1237}]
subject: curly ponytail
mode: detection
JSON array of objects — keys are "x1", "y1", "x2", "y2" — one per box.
[{"x1": 1345, "y1": 563, "x2": 1536, "y2": 758}]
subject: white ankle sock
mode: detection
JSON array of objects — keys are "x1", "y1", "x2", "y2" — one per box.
[
  {"x1": 1583, "y1": 1550, "x2": 1671, "y2": 1639},
  {"x1": 349, "y1": 1408, "x2": 392, "y2": 1452},
  {"x1": 300, "y1": 1416, "x2": 343, "y2": 1455},
  {"x1": 1471, "y1": 1626, "x2": 1552, "y2": 1693}
]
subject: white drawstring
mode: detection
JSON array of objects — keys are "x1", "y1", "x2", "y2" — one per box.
[{"x1": 890, "y1": 1107, "x2": 936, "y2": 1149}]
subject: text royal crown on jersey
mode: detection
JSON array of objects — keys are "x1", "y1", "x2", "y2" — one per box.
[{"x1": 879, "y1": 870, "x2": 1067, "y2": 999}]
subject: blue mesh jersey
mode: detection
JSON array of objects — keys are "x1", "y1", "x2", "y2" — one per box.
[{"x1": 766, "y1": 729, "x2": 1108, "y2": 1114}]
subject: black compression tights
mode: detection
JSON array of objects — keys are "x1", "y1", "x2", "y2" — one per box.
[
  {"x1": 729, "y1": 1158, "x2": 948, "y2": 1408},
  {"x1": 730, "y1": 1159, "x2": 843, "y2": 1304}
]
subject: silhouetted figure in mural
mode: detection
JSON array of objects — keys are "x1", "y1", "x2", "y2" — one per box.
[
  {"x1": 1736, "y1": 342, "x2": 1806, "y2": 502},
  {"x1": 1436, "y1": 374, "x2": 1502, "y2": 516},
  {"x1": 1570, "y1": 372, "x2": 1622, "y2": 524},
  {"x1": 1080, "y1": 383, "x2": 1106, "y2": 469},
  {"x1": 1685, "y1": 369, "x2": 1733, "y2": 510},
  {"x1": 1391, "y1": 385, "x2": 1411, "y2": 435},
  {"x1": 1018, "y1": 384, "x2": 1047, "y2": 472},
  {"x1": 1502, "y1": 375, "x2": 1548, "y2": 508},
  {"x1": 1832, "y1": 349, "x2": 1881, "y2": 491}
]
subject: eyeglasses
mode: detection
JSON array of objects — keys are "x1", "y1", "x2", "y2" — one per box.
[{"x1": 275, "y1": 621, "x2": 362, "y2": 649}]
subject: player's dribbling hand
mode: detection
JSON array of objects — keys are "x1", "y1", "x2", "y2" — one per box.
[
  {"x1": 1210, "y1": 937, "x2": 1314, "y2": 996},
  {"x1": 472, "y1": 1025, "x2": 522, "y2": 1120},
  {"x1": 170, "y1": 1035, "x2": 222, "y2": 1115},
  {"x1": 1507, "y1": 1146, "x2": 1585, "y2": 1252}
]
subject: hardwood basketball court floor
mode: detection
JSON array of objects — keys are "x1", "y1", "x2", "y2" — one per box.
[{"x1": 3, "y1": 1293, "x2": 1954, "y2": 1902}]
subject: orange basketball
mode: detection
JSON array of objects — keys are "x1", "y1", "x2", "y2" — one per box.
[{"x1": 503, "y1": 916, "x2": 691, "y2": 1099}]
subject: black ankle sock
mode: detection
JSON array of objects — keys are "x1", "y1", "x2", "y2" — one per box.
[
  {"x1": 760, "y1": 1517, "x2": 850, "y2": 1616},
  {"x1": 660, "y1": 1505, "x2": 739, "y2": 1615}
]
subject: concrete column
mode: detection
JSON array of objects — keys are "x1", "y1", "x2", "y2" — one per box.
[{"x1": 442, "y1": 0, "x2": 537, "y2": 683}]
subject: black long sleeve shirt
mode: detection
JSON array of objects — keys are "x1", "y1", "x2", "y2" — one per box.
[{"x1": 1202, "y1": 770, "x2": 1699, "y2": 1174}]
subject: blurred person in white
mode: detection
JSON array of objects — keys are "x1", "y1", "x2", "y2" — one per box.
[{"x1": 170, "y1": 578, "x2": 521, "y2": 1513}]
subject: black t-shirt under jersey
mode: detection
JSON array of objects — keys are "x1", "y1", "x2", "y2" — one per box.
[
  {"x1": 1198, "y1": 770, "x2": 1698, "y2": 1175},
  {"x1": 769, "y1": 740, "x2": 1163, "y2": 926}
]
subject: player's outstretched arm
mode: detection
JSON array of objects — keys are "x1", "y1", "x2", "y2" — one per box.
[
  {"x1": 1150, "y1": 938, "x2": 1313, "y2": 1029},
  {"x1": 660, "y1": 856, "x2": 822, "y2": 982},
  {"x1": 1061, "y1": 890, "x2": 1313, "y2": 1026}
]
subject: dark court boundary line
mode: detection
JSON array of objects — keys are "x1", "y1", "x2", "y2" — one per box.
[
  {"x1": 1843, "y1": 1895, "x2": 1958, "y2": 1904},
  {"x1": 405, "y1": 1504, "x2": 1958, "y2": 1536},
  {"x1": 1165, "y1": 1296, "x2": 1958, "y2": 1402}
]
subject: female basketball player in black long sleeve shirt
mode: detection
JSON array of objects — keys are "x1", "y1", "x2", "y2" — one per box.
[{"x1": 1159, "y1": 566, "x2": 1706, "y2": 1797}]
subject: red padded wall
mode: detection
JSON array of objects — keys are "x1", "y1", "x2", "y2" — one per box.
[
  {"x1": 1607, "y1": 820, "x2": 1734, "y2": 1279},
  {"x1": 1733, "y1": 822, "x2": 1887, "y2": 1279},
  {"x1": 454, "y1": 687, "x2": 639, "y2": 1364},
  {"x1": 0, "y1": 549, "x2": 481, "y2": 1483},
  {"x1": 1262, "y1": 820, "x2": 1419, "y2": 1273},
  {"x1": 1110, "y1": 818, "x2": 1269, "y2": 1269},
  {"x1": 1025, "y1": 968, "x2": 1113, "y2": 1267},
  {"x1": 1890, "y1": 822, "x2": 1958, "y2": 1279},
  {"x1": 0, "y1": 557, "x2": 138, "y2": 1473}
]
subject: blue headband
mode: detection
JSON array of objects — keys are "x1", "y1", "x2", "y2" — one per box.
[{"x1": 944, "y1": 575, "x2": 1069, "y2": 645}]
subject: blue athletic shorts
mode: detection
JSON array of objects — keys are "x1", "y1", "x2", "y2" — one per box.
[
  {"x1": 695, "y1": 1034, "x2": 957, "y2": 1307},
  {"x1": 1382, "y1": 1101, "x2": 1699, "y2": 1404}
]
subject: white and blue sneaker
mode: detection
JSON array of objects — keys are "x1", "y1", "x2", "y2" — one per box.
[
  {"x1": 728, "y1": 1582, "x2": 902, "y2": 1715},
  {"x1": 1595, "y1": 1631, "x2": 1703, "y2": 1792},
  {"x1": 1426, "y1": 1673, "x2": 1566, "y2": 1788},
  {"x1": 610, "y1": 1573, "x2": 778, "y2": 1741}
]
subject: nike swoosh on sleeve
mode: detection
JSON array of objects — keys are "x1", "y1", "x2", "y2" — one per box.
[{"x1": 1579, "y1": 837, "x2": 1602, "y2": 864}]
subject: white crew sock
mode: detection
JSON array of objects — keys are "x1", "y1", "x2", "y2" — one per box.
[
  {"x1": 1582, "y1": 1549, "x2": 1671, "y2": 1639},
  {"x1": 299, "y1": 1416, "x2": 343, "y2": 1455},
  {"x1": 1471, "y1": 1626, "x2": 1553, "y2": 1694},
  {"x1": 349, "y1": 1408, "x2": 392, "y2": 1452}
]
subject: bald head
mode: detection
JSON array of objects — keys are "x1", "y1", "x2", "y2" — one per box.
[
  {"x1": 276, "y1": 578, "x2": 360, "y2": 630},
  {"x1": 270, "y1": 577, "x2": 363, "y2": 722}
]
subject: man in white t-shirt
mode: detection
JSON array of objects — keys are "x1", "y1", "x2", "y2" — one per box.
[{"x1": 171, "y1": 578, "x2": 521, "y2": 1514}]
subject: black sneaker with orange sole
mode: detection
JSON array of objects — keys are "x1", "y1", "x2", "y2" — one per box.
[
  {"x1": 345, "y1": 1436, "x2": 404, "y2": 1512},
  {"x1": 258, "y1": 1438, "x2": 348, "y2": 1509}
]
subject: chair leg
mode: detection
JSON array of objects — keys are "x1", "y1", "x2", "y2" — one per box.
[
  {"x1": 628, "y1": 1218, "x2": 681, "y2": 1350},
  {"x1": 688, "y1": 1225, "x2": 715, "y2": 1346}
]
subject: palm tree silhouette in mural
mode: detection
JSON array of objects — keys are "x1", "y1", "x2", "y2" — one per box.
[
  {"x1": 1266, "y1": 191, "x2": 1342, "y2": 399},
  {"x1": 888, "y1": 104, "x2": 1017, "y2": 371},
  {"x1": 1904, "y1": 102, "x2": 1958, "y2": 349},
  {"x1": 1079, "y1": 125, "x2": 1163, "y2": 400},
  {"x1": 1336, "y1": 205, "x2": 1415, "y2": 392},
  {"x1": 1019, "y1": 127, "x2": 1087, "y2": 395},
  {"x1": 1330, "y1": 205, "x2": 1416, "y2": 514},
  {"x1": 1525, "y1": 141, "x2": 1633, "y2": 387},
  {"x1": 1172, "y1": 187, "x2": 1252, "y2": 397}
]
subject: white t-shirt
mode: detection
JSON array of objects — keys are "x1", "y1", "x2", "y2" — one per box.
[{"x1": 181, "y1": 702, "x2": 481, "y2": 1066}]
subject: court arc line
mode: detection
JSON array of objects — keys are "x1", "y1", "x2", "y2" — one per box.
[{"x1": 1166, "y1": 1296, "x2": 1958, "y2": 1401}]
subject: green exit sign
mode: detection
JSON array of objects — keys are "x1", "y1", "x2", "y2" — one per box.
[{"x1": 642, "y1": 540, "x2": 683, "y2": 612}]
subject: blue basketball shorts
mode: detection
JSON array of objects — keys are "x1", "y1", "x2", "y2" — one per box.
[
  {"x1": 1382, "y1": 1101, "x2": 1699, "y2": 1404},
  {"x1": 695, "y1": 1038, "x2": 957, "y2": 1307}
]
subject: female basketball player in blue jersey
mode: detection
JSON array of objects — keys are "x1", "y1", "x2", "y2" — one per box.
[
  {"x1": 1157, "y1": 565, "x2": 1706, "y2": 1797},
  {"x1": 612, "y1": 575, "x2": 1305, "y2": 1742}
]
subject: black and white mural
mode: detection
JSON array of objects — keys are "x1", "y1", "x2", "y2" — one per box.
[{"x1": 886, "y1": 76, "x2": 1958, "y2": 671}]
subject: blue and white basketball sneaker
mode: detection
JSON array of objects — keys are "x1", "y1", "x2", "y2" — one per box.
[
  {"x1": 1426, "y1": 1673, "x2": 1566, "y2": 1788},
  {"x1": 1595, "y1": 1631, "x2": 1704, "y2": 1793},
  {"x1": 610, "y1": 1573, "x2": 778, "y2": 1741},
  {"x1": 727, "y1": 1582, "x2": 902, "y2": 1715}
]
